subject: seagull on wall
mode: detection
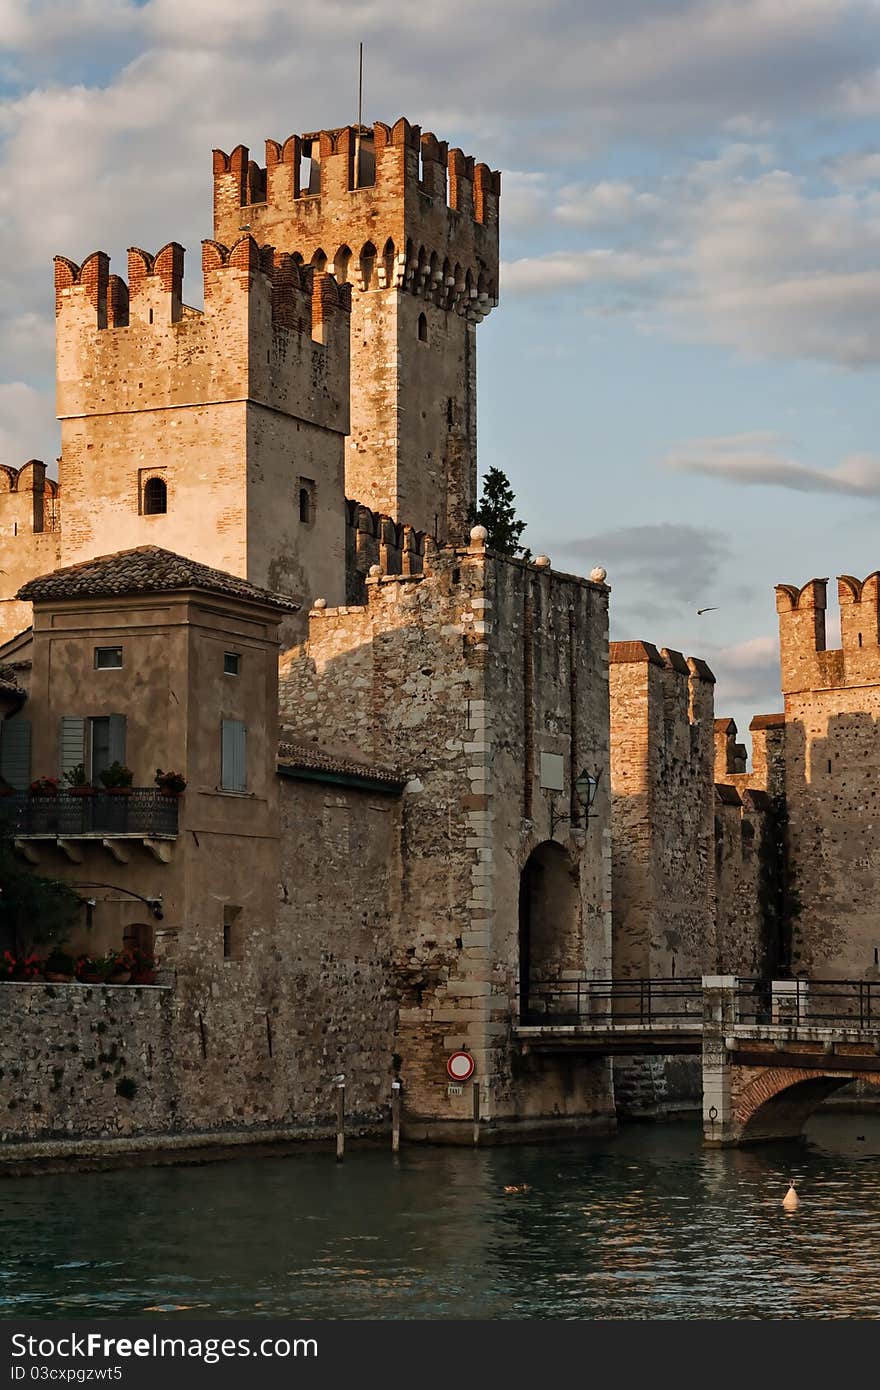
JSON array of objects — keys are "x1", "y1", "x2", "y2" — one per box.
[{"x1": 696, "y1": 607, "x2": 719, "y2": 616}]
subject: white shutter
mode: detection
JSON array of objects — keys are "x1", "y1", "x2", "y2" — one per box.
[
  {"x1": 0, "y1": 719, "x2": 31, "y2": 791},
  {"x1": 221, "y1": 720, "x2": 246, "y2": 792},
  {"x1": 59, "y1": 716, "x2": 85, "y2": 780}
]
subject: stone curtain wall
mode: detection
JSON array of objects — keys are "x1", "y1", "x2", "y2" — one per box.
[
  {"x1": 279, "y1": 537, "x2": 615, "y2": 1137},
  {"x1": 276, "y1": 775, "x2": 402, "y2": 1122},
  {"x1": 0, "y1": 985, "x2": 175, "y2": 1147},
  {"x1": 776, "y1": 574, "x2": 880, "y2": 978},
  {"x1": 609, "y1": 644, "x2": 716, "y2": 980}
]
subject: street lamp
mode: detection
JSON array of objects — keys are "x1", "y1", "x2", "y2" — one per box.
[{"x1": 549, "y1": 767, "x2": 603, "y2": 836}]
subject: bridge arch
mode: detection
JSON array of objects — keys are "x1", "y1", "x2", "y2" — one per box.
[
  {"x1": 518, "y1": 840, "x2": 582, "y2": 1015},
  {"x1": 734, "y1": 1066, "x2": 873, "y2": 1143}
]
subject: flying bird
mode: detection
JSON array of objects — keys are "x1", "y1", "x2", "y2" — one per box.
[{"x1": 696, "y1": 607, "x2": 719, "y2": 616}]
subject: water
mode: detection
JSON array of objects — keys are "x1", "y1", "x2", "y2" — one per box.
[{"x1": 2, "y1": 1113, "x2": 880, "y2": 1319}]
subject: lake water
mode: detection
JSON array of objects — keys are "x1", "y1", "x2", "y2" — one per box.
[{"x1": 3, "y1": 1113, "x2": 880, "y2": 1319}]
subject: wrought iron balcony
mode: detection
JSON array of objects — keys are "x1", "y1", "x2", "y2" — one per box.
[{"x1": 0, "y1": 788, "x2": 179, "y2": 839}]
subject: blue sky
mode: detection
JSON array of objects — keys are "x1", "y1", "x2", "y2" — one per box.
[{"x1": 2, "y1": 1, "x2": 880, "y2": 737}]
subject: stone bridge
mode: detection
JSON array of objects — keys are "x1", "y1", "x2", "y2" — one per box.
[
  {"x1": 701, "y1": 975, "x2": 880, "y2": 1146},
  {"x1": 517, "y1": 974, "x2": 880, "y2": 1146}
]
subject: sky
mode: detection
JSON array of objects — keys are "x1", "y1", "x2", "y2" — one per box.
[{"x1": 1, "y1": 1, "x2": 880, "y2": 740}]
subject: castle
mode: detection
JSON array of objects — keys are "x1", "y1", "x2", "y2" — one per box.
[{"x1": 0, "y1": 112, "x2": 875, "y2": 1161}]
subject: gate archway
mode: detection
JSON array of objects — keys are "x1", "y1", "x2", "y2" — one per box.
[{"x1": 518, "y1": 841, "x2": 582, "y2": 1016}]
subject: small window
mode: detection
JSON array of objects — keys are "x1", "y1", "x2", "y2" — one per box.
[
  {"x1": 143, "y1": 476, "x2": 167, "y2": 515},
  {"x1": 223, "y1": 905, "x2": 243, "y2": 961},
  {"x1": 418, "y1": 312, "x2": 428, "y2": 342},
  {"x1": 95, "y1": 647, "x2": 123, "y2": 670},
  {"x1": 298, "y1": 477, "x2": 315, "y2": 525},
  {"x1": 224, "y1": 652, "x2": 240, "y2": 676}
]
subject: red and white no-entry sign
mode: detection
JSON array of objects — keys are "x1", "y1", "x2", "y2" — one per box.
[{"x1": 447, "y1": 1051, "x2": 475, "y2": 1081}]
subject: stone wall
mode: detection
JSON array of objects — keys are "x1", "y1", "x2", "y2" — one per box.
[
  {"x1": 776, "y1": 574, "x2": 880, "y2": 977},
  {"x1": 609, "y1": 642, "x2": 716, "y2": 980},
  {"x1": 0, "y1": 984, "x2": 176, "y2": 1145},
  {"x1": 278, "y1": 534, "x2": 615, "y2": 1138}
]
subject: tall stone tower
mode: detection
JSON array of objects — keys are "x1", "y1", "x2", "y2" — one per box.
[
  {"x1": 212, "y1": 118, "x2": 500, "y2": 543},
  {"x1": 52, "y1": 237, "x2": 351, "y2": 634}
]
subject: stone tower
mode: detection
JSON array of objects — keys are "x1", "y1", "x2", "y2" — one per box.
[
  {"x1": 51, "y1": 237, "x2": 351, "y2": 634},
  {"x1": 212, "y1": 118, "x2": 500, "y2": 543}
]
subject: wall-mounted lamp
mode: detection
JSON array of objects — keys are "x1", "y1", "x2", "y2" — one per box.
[{"x1": 549, "y1": 767, "x2": 603, "y2": 837}]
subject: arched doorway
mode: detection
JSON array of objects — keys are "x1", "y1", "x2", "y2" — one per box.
[{"x1": 518, "y1": 841, "x2": 582, "y2": 1019}]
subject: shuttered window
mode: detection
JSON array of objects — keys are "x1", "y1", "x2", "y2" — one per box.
[
  {"x1": 59, "y1": 716, "x2": 85, "y2": 781},
  {"x1": 59, "y1": 715, "x2": 127, "y2": 782},
  {"x1": 0, "y1": 718, "x2": 31, "y2": 791},
  {"x1": 221, "y1": 720, "x2": 246, "y2": 792}
]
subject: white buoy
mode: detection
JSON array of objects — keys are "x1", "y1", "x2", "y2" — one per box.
[{"x1": 783, "y1": 1180, "x2": 799, "y2": 1211}]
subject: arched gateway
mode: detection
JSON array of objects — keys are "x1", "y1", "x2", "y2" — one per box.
[{"x1": 518, "y1": 841, "x2": 583, "y2": 1018}]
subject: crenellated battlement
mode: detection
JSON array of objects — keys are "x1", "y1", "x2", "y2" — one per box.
[
  {"x1": 774, "y1": 571, "x2": 880, "y2": 691},
  {"x1": 0, "y1": 460, "x2": 60, "y2": 536},
  {"x1": 55, "y1": 237, "x2": 351, "y2": 343},
  {"x1": 212, "y1": 118, "x2": 499, "y2": 321},
  {"x1": 343, "y1": 498, "x2": 427, "y2": 601}
]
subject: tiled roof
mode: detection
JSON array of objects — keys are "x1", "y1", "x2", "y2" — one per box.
[
  {"x1": 714, "y1": 783, "x2": 742, "y2": 806},
  {"x1": 277, "y1": 741, "x2": 406, "y2": 788},
  {"x1": 0, "y1": 663, "x2": 25, "y2": 700},
  {"x1": 749, "y1": 713, "x2": 785, "y2": 730},
  {"x1": 608, "y1": 640, "x2": 663, "y2": 666},
  {"x1": 17, "y1": 546, "x2": 301, "y2": 612}
]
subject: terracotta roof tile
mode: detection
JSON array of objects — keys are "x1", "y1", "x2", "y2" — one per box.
[
  {"x1": 0, "y1": 663, "x2": 25, "y2": 700},
  {"x1": 277, "y1": 741, "x2": 406, "y2": 788},
  {"x1": 17, "y1": 546, "x2": 301, "y2": 612},
  {"x1": 749, "y1": 713, "x2": 785, "y2": 730}
]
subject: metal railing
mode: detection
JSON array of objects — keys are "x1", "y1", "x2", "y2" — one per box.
[
  {"x1": 0, "y1": 789, "x2": 179, "y2": 838},
  {"x1": 736, "y1": 976, "x2": 878, "y2": 1030},
  {"x1": 521, "y1": 976, "x2": 703, "y2": 1027}
]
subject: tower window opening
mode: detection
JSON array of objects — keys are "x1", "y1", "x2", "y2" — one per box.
[
  {"x1": 143, "y1": 476, "x2": 167, "y2": 515},
  {"x1": 298, "y1": 477, "x2": 316, "y2": 525},
  {"x1": 418, "y1": 312, "x2": 428, "y2": 343}
]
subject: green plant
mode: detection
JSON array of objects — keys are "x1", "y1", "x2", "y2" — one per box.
[
  {"x1": 469, "y1": 467, "x2": 531, "y2": 559},
  {"x1": 98, "y1": 762, "x2": 133, "y2": 789},
  {"x1": 63, "y1": 763, "x2": 89, "y2": 788},
  {"x1": 155, "y1": 768, "x2": 187, "y2": 794},
  {"x1": 0, "y1": 832, "x2": 82, "y2": 952},
  {"x1": 44, "y1": 948, "x2": 76, "y2": 976},
  {"x1": 75, "y1": 954, "x2": 107, "y2": 981}
]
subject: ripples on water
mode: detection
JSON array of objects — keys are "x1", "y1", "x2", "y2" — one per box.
[{"x1": 2, "y1": 1113, "x2": 880, "y2": 1319}]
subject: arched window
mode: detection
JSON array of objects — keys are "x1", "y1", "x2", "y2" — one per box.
[
  {"x1": 333, "y1": 245, "x2": 351, "y2": 283},
  {"x1": 143, "y1": 476, "x2": 167, "y2": 515},
  {"x1": 311, "y1": 247, "x2": 327, "y2": 274},
  {"x1": 359, "y1": 241, "x2": 377, "y2": 290},
  {"x1": 418, "y1": 312, "x2": 428, "y2": 343}
]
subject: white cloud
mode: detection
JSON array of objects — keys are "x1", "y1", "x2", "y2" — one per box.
[
  {"x1": 554, "y1": 180, "x2": 661, "y2": 228},
  {"x1": 667, "y1": 434, "x2": 880, "y2": 495},
  {"x1": 504, "y1": 150, "x2": 880, "y2": 367},
  {"x1": 0, "y1": 381, "x2": 55, "y2": 466}
]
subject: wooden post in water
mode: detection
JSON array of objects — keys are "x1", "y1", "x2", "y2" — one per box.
[
  {"x1": 336, "y1": 1082, "x2": 345, "y2": 1162},
  {"x1": 472, "y1": 1079, "x2": 480, "y2": 1147},
  {"x1": 391, "y1": 1080, "x2": 401, "y2": 1154}
]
